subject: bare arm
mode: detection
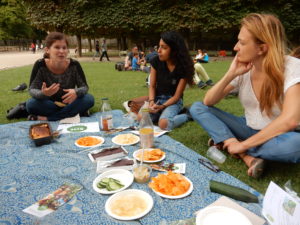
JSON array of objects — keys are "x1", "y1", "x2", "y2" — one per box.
[
  {"x1": 226, "y1": 83, "x2": 300, "y2": 154},
  {"x1": 150, "y1": 77, "x2": 187, "y2": 113},
  {"x1": 148, "y1": 66, "x2": 156, "y2": 108},
  {"x1": 204, "y1": 56, "x2": 253, "y2": 106}
]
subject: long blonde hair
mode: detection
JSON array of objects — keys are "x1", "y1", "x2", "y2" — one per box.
[{"x1": 241, "y1": 13, "x2": 287, "y2": 117}]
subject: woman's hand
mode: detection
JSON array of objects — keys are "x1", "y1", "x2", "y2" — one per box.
[
  {"x1": 149, "y1": 104, "x2": 164, "y2": 113},
  {"x1": 228, "y1": 56, "x2": 253, "y2": 77},
  {"x1": 41, "y1": 82, "x2": 60, "y2": 96},
  {"x1": 62, "y1": 89, "x2": 77, "y2": 104},
  {"x1": 225, "y1": 140, "x2": 248, "y2": 155}
]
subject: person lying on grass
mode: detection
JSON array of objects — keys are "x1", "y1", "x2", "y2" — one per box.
[
  {"x1": 26, "y1": 32, "x2": 94, "y2": 121},
  {"x1": 124, "y1": 31, "x2": 194, "y2": 130},
  {"x1": 190, "y1": 13, "x2": 300, "y2": 178}
]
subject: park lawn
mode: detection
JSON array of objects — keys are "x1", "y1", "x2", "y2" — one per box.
[{"x1": 1, "y1": 60, "x2": 299, "y2": 194}]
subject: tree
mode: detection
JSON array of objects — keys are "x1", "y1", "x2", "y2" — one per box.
[{"x1": 0, "y1": 0, "x2": 39, "y2": 41}]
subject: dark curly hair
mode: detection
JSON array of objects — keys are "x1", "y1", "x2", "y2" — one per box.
[{"x1": 160, "y1": 31, "x2": 194, "y2": 85}]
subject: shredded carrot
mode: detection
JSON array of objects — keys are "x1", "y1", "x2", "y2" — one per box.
[
  {"x1": 137, "y1": 148, "x2": 165, "y2": 161},
  {"x1": 148, "y1": 171, "x2": 190, "y2": 196},
  {"x1": 76, "y1": 136, "x2": 101, "y2": 146}
]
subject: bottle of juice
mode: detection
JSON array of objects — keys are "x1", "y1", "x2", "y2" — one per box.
[
  {"x1": 139, "y1": 106, "x2": 154, "y2": 148},
  {"x1": 100, "y1": 98, "x2": 113, "y2": 131}
]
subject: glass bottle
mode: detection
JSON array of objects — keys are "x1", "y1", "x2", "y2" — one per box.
[
  {"x1": 139, "y1": 106, "x2": 154, "y2": 148},
  {"x1": 100, "y1": 97, "x2": 113, "y2": 131}
]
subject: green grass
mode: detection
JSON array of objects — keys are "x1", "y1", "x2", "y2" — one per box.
[{"x1": 1, "y1": 60, "x2": 299, "y2": 194}]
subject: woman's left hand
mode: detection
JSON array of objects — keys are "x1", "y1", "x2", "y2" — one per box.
[
  {"x1": 225, "y1": 141, "x2": 248, "y2": 154},
  {"x1": 62, "y1": 89, "x2": 77, "y2": 104},
  {"x1": 149, "y1": 104, "x2": 164, "y2": 113}
]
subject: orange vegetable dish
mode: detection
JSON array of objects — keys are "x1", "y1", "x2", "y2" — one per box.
[
  {"x1": 148, "y1": 171, "x2": 190, "y2": 196},
  {"x1": 137, "y1": 148, "x2": 165, "y2": 161},
  {"x1": 76, "y1": 136, "x2": 101, "y2": 146}
]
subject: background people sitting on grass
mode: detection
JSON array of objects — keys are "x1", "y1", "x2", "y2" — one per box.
[
  {"x1": 26, "y1": 32, "x2": 94, "y2": 121},
  {"x1": 194, "y1": 49, "x2": 203, "y2": 62},
  {"x1": 124, "y1": 45, "x2": 141, "y2": 70},
  {"x1": 196, "y1": 49, "x2": 209, "y2": 63},
  {"x1": 123, "y1": 31, "x2": 194, "y2": 131},
  {"x1": 190, "y1": 13, "x2": 300, "y2": 178},
  {"x1": 141, "y1": 47, "x2": 158, "y2": 73},
  {"x1": 193, "y1": 62, "x2": 214, "y2": 89},
  {"x1": 132, "y1": 52, "x2": 141, "y2": 71}
]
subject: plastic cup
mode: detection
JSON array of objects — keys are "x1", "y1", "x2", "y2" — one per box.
[
  {"x1": 133, "y1": 164, "x2": 152, "y2": 183},
  {"x1": 207, "y1": 146, "x2": 226, "y2": 164}
]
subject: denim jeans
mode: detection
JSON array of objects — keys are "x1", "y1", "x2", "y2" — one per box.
[
  {"x1": 150, "y1": 95, "x2": 188, "y2": 131},
  {"x1": 26, "y1": 94, "x2": 94, "y2": 121},
  {"x1": 190, "y1": 102, "x2": 300, "y2": 163}
]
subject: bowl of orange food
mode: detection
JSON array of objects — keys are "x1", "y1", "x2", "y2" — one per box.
[
  {"x1": 133, "y1": 148, "x2": 165, "y2": 163},
  {"x1": 75, "y1": 136, "x2": 105, "y2": 148},
  {"x1": 148, "y1": 171, "x2": 193, "y2": 199}
]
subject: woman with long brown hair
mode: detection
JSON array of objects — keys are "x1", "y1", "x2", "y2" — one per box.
[{"x1": 190, "y1": 13, "x2": 300, "y2": 178}]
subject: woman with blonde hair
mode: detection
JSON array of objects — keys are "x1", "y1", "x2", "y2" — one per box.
[{"x1": 190, "y1": 13, "x2": 300, "y2": 178}]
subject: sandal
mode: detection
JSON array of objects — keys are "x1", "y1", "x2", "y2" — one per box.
[
  {"x1": 28, "y1": 114, "x2": 38, "y2": 121},
  {"x1": 248, "y1": 158, "x2": 265, "y2": 179}
]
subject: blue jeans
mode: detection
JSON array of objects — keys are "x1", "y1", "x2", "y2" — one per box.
[
  {"x1": 150, "y1": 95, "x2": 188, "y2": 131},
  {"x1": 190, "y1": 102, "x2": 300, "y2": 163},
  {"x1": 26, "y1": 94, "x2": 94, "y2": 121}
]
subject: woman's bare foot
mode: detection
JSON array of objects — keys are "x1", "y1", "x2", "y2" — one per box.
[{"x1": 239, "y1": 154, "x2": 265, "y2": 178}]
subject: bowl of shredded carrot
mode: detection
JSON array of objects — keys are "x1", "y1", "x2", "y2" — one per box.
[
  {"x1": 148, "y1": 171, "x2": 193, "y2": 199},
  {"x1": 75, "y1": 136, "x2": 105, "y2": 148}
]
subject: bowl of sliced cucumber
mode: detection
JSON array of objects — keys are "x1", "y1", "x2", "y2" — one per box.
[{"x1": 93, "y1": 169, "x2": 134, "y2": 194}]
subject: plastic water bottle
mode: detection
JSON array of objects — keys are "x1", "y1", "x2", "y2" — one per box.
[
  {"x1": 100, "y1": 98, "x2": 113, "y2": 131},
  {"x1": 139, "y1": 106, "x2": 154, "y2": 148}
]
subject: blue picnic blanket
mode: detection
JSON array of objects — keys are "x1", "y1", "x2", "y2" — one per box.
[{"x1": 0, "y1": 110, "x2": 264, "y2": 225}]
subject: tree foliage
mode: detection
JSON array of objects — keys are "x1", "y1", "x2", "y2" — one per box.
[
  {"x1": 22, "y1": 0, "x2": 300, "y2": 49},
  {"x1": 0, "y1": 0, "x2": 34, "y2": 40}
]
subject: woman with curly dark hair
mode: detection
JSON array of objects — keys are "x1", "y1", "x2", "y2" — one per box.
[{"x1": 124, "y1": 31, "x2": 194, "y2": 130}]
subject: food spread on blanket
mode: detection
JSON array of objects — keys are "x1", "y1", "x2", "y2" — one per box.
[
  {"x1": 133, "y1": 165, "x2": 151, "y2": 183},
  {"x1": 112, "y1": 133, "x2": 139, "y2": 145},
  {"x1": 150, "y1": 162, "x2": 186, "y2": 174},
  {"x1": 76, "y1": 136, "x2": 102, "y2": 147},
  {"x1": 136, "y1": 148, "x2": 165, "y2": 161},
  {"x1": 149, "y1": 171, "x2": 190, "y2": 196},
  {"x1": 31, "y1": 124, "x2": 51, "y2": 139},
  {"x1": 97, "y1": 177, "x2": 124, "y2": 191},
  {"x1": 109, "y1": 193, "x2": 148, "y2": 217}
]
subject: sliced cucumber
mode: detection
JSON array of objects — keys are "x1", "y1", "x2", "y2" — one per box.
[
  {"x1": 108, "y1": 180, "x2": 124, "y2": 191},
  {"x1": 97, "y1": 177, "x2": 124, "y2": 191},
  {"x1": 101, "y1": 177, "x2": 110, "y2": 183}
]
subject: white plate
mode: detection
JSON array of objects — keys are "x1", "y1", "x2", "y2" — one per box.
[
  {"x1": 150, "y1": 175, "x2": 193, "y2": 199},
  {"x1": 133, "y1": 148, "x2": 166, "y2": 163},
  {"x1": 93, "y1": 169, "x2": 134, "y2": 194},
  {"x1": 196, "y1": 206, "x2": 253, "y2": 225},
  {"x1": 105, "y1": 189, "x2": 153, "y2": 220},
  {"x1": 75, "y1": 136, "x2": 105, "y2": 148},
  {"x1": 111, "y1": 133, "x2": 140, "y2": 146}
]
